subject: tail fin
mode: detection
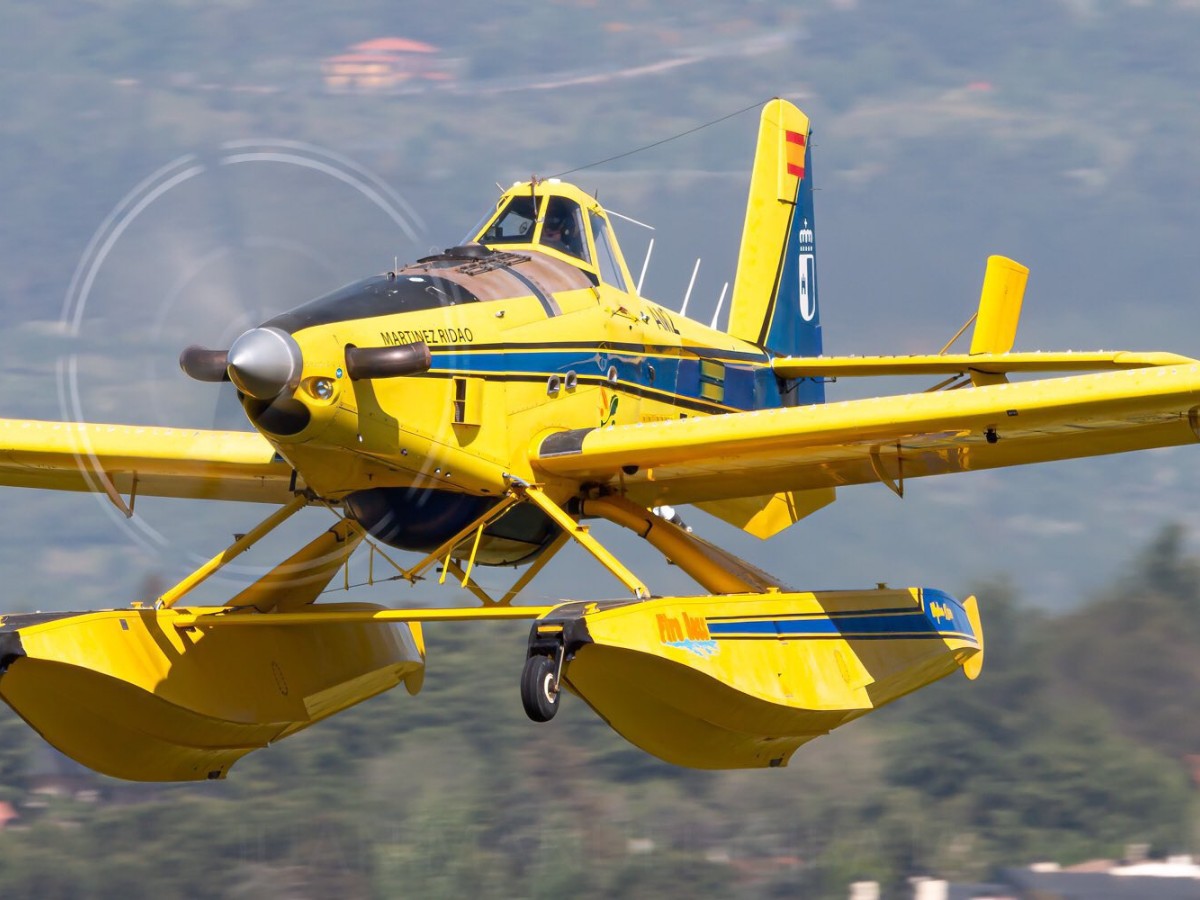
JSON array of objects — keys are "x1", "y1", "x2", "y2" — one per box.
[
  {"x1": 699, "y1": 99, "x2": 833, "y2": 538},
  {"x1": 727, "y1": 99, "x2": 822, "y2": 373}
]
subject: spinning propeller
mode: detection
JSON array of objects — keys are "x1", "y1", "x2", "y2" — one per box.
[{"x1": 62, "y1": 140, "x2": 428, "y2": 570}]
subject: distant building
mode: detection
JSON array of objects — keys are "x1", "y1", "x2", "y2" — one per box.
[
  {"x1": 322, "y1": 37, "x2": 458, "y2": 92},
  {"x1": 1000, "y1": 863, "x2": 1200, "y2": 898},
  {"x1": 909, "y1": 859, "x2": 1200, "y2": 900}
]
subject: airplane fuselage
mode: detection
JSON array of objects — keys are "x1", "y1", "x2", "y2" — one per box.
[{"x1": 242, "y1": 236, "x2": 794, "y2": 562}]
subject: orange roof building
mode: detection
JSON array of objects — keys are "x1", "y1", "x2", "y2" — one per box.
[{"x1": 322, "y1": 37, "x2": 455, "y2": 92}]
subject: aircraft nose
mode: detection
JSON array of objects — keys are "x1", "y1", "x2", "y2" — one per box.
[{"x1": 226, "y1": 327, "x2": 303, "y2": 400}]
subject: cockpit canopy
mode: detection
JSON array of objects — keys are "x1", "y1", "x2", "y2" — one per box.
[{"x1": 473, "y1": 180, "x2": 635, "y2": 292}]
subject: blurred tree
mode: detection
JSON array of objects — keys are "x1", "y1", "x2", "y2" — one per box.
[
  {"x1": 881, "y1": 579, "x2": 1191, "y2": 882},
  {"x1": 0, "y1": 705, "x2": 34, "y2": 803},
  {"x1": 1053, "y1": 522, "x2": 1200, "y2": 757}
]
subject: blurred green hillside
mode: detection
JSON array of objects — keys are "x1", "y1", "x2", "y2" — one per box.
[
  {"x1": 3, "y1": 1, "x2": 1200, "y2": 612},
  {"x1": 0, "y1": 527, "x2": 1197, "y2": 898}
]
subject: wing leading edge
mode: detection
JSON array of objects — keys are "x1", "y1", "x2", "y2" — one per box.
[
  {"x1": 772, "y1": 351, "x2": 1197, "y2": 379},
  {"x1": 0, "y1": 419, "x2": 294, "y2": 507},
  {"x1": 534, "y1": 363, "x2": 1200, "y2": 507}
]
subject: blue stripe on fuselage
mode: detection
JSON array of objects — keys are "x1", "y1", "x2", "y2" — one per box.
[{"x1": 423, "y1": 345, "x2": 782, "y2": 412}]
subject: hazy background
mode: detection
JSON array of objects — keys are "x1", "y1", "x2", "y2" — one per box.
[
  {"x1": 3, "y1": 1, "x2": 1200, "y2": 613},
  {"x1": 3, "y1": 3, "x2": 1200, "y2": 896}
]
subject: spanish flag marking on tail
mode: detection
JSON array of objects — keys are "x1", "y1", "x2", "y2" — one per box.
[{"x1": 784, "y1": 129, "x2": 806, "y2": 178}]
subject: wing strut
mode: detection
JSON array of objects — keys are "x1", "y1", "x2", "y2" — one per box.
[
  {"x1": 442, "y1": 530, "x2": 572, "y2": 607},
  {"x1": 158, "y1": 494, "x2": 309, "y2": 609},
  {"x1": 389, "y1": 482, "x2": 650, "y2": 604},
  {"x1": 397, "y1": 492, "x2": 525, "y2": 586},
  {"x1": 579, "y1": 494, "x2": 784, "y2": 594},
  {"x1": 514, "y1": 481, "x2": 650, "y2": 599}
]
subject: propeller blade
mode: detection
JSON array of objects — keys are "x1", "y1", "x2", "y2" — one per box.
[{"x1": 179, "y1": 346, "x2": 230, "y2": 383}]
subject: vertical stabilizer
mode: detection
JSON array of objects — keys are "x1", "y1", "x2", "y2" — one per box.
[
  {"x1": 728, "y1": 99, "x2": 822, "y2": 380},
  {"x1": 703, "y1": 99, "x2": 833, "y2": 538}
]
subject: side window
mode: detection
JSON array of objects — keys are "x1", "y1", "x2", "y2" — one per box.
[
  {"x1": 590, "y1": 211, "x2": 628, "y2": 290},
  {"x1": 541, "y1": 197, "x2": 590, "y2": 262},
  {"x1": 482, "y1": 196, "x2": 540, "y2": 243}
]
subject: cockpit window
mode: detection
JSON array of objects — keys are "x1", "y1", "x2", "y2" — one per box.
[
  {"x1": 482, "y1": 195, "x2": 539, "y2": 243},
  {"x1": 541, "y1": 197, "x2": 590, "y2": 263},
  {"x1": 265, "y1": 274, "x2": 479, "y2": 333},
  {"x1": 590, "y1": 211, "x2": 629, "y2": 291}
]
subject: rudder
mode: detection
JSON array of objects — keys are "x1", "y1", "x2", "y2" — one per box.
[{"x1": 727, "y1": 99, "x2": 822, "y2": 403}]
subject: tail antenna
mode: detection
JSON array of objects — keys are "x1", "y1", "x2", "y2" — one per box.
[
  {"x1": 680, "y1": 258, "x2": 701, "y2": 316},
  {"x1": 636, "y1": 238, "x2": 655, "y2": 297},
  {"x1": 710, "y1": 282, "x2": 729, "y2": 329}
]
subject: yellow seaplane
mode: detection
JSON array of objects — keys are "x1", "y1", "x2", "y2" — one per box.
[{"x1": 2, "y1": 99, "x2": 1198, "y2": 781}]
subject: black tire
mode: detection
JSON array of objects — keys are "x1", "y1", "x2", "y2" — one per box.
[{"x1": 520, "y1": 654, "x2": 560, "y2": 722}]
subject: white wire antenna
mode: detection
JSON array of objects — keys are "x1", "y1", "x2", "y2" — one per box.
[
  {"x1": 606, "y1": 209, "x2": 655, "y2": 230},
  {"x1": 636, "y1": 237, "x2": 654, "y2": 297},
  {"x1": 710, "y1": 282, "x2": 729, "y2": 329},
  {"x1": 680, "y1": 258, "x2": 701, "y2": 316}
]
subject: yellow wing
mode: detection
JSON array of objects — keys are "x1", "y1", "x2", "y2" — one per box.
[
  {"x1": 772, "y1": 351, "x2": 1197, "y2": 379},
  {"x1": 534, "y1": 363, "x2": 1200, "y2": 506},
  {"x1": 0, "y1": 418, "x2": 294, "y2": 508}
]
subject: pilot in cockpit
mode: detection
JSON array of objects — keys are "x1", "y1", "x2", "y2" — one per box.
[
  {"x1": 540, "y1": 199, "x2": 586, "y2": 260},
  {"x1": 542, "y1": 214, "x2": 570, "y2": 251}
]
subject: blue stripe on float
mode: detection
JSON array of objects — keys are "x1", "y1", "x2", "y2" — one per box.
[
  {"x1": 707, "y1": 614, "x2": 938, "y2": 638},
  {"x1": 707, "y1": 594, "x2": 977, "y2": 643}
]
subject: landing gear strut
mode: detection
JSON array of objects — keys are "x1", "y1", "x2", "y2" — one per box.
[{"x1": 520, "y1": 653, "x2": 560, "y2": 722}]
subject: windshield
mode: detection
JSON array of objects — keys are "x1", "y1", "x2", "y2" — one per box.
[
  {"x1": 590, "y1": 211, "x2": 629, "y2": 290},
  {"x1": 264, "y1": 274, "x2": 479, "y2": 333},
  {"x1": 481, "y1": 195, "x2": 540, "y2": 243}
]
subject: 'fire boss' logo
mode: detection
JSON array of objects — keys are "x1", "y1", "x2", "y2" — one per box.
[
  {"x1": 928, "y1": 600, "x2": 955, "y2": 625},
  {"x1": 656, "y1": 612, "x2": 719, "y2": 658}
]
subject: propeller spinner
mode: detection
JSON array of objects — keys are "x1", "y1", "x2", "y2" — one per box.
[
  {"x1": 225, "y1": 327, "x2": 304, "y2": 400},
  {"x1": 180, "y1": 326, "x2": 303, "y2": 400}
]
